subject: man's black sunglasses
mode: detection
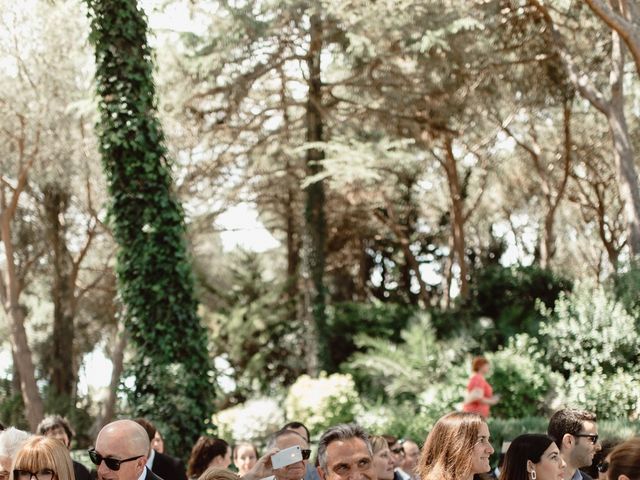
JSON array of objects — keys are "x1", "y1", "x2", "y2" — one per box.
[
  {"x1": 301, "y1": 449, "x2": 312, "y2": 460},
  {"x1": 573, "y1": 433, "x2": 599, "y2": 444},
  {"x1": 88, "y1": 449, "x2": 143, "y2": 471},
  {"x1": 597, "y1": 461, "x2": 609, "y2": 474}
]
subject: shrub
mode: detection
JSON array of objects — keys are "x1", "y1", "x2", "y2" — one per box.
[
  {"x1": 212, "y1": 397, "x2": 285, "y2": 444},
  {"x1": 487, "y1": 334, "x2": 562, "y2": 418},
  {"x1": 539, "y1": 282, "x2": 640, "y2": 378},
  {"x1": 356, "y1": 402, "x2": 436, "y2": 444},
  {"x1": 345, "y1": 313, "x2": 471, "y2": 402},
  {"x1": 557, "y1": 369, "x2": 640, "y2": 420},
  {"x1": 285, "y1": 373, "x2": 361, "y2": 437}
]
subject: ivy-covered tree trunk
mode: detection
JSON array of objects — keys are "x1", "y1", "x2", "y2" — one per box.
[
  {"x1": 303, "y1": 11, "x2": 331, "y2": 373},
  {"x1": 85, "y1": 0, "x2": 214, "y2": 458}
]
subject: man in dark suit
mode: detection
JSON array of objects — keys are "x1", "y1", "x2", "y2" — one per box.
[
  {"x1": 134, "y1": 419, "x2": 187, "y2": 480},
  {"x1": 37, "y1": 415, "x2": 91, "y2": 480},
  {"x1": 91, "y1": 420, "x2": 165, "y2": 480}
]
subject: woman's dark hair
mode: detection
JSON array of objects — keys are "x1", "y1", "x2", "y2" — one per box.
[
  {"x1": 609, "y1": 437, "x2": 640, "y2": 480},
  {"x1": 188, "y1": 437, "x2": 229, "y2": 478},
  {"x1": 498, "y1": 434, "x2": 555, "y2": 480}
]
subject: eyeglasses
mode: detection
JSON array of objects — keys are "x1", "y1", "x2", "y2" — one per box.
[
  {"x1": 573, "y1": 434, "x2": 599, "y2": 444},
  {"x1": 88, "y1": 449, "x2": 144, "y2": 471},
  {"x1": 13, "y1": 470, "x2": 55, "y2": 480},
  {"x1": 301, "y1": 449, "x2": 312, "y2": 460},
  {"x1": 597, "y1": 461, "x2": 609, "y2": 474}
]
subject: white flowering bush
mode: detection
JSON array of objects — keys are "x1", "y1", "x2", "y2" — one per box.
[
  {"x1": 556, "y1": 368, "x2": 640, "y2": 420},
  {"x1": 212, "y1": 397, "x2": 285, "y2": 443},
  {"x1": 285, "y1": 373, "x2": 361, "y2": 435}
]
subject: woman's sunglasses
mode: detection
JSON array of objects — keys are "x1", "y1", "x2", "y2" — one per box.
[{"x1": 597, "y1": 461, "x2": 609, "y2": 474}]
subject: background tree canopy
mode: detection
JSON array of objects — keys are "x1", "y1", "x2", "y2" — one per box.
[{"x1": 1, "y1": 0, "x2": 640, "y2": 455}]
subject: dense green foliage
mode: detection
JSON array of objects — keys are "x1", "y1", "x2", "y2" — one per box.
[
  {"x1": 433, "y1": 265, "x2": 572, "y2": 350},
  {"x1": 84, "y1": 0, "x2": 214, "y2": 457},
  {"x1": 3, "y1": 0, "x2": 640, "y2": 444},
  {"x1": 487, "y1": 335, "x2": 561, "y2": 419}
]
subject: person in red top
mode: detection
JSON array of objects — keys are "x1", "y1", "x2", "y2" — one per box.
[{"x1": 462, "y1": 356, "x2": 500, "y2": 418}]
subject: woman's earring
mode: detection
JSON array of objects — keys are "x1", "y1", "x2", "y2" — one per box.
[{"x1": 531, "y1": 471, "x2": 537, "y2": 480}]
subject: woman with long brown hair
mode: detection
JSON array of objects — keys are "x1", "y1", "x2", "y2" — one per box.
[{"x1": 418, "y1": 412, "x2": 494, "y2": 480}]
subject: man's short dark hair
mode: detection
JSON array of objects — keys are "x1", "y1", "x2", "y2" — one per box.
[
  {"x1": 548, "y1": 408, "x2": 597, "y2": 448},
  {"x1": 134, "y1": 418, "x2": 157, "y2": 442},
  {"x1": 317, "y1": 424, "x2": 371, "y2": 472},
  {"x1": 36, "y1": 415, "x2": 74, "y2": 442},
  {"x1": 283, "y1": 421, "x2": 311, "y2": 443}
]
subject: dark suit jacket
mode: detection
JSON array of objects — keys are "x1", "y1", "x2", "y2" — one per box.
[
  {"x1": 73, "y1": 460, "x2": 91, "y2": 480},
  {"x1": 146, "y1": 468, "x2": 168, "y2": 480},
  {"x1": 151, "y1": 452, "x2": 187, "y2": 480}
]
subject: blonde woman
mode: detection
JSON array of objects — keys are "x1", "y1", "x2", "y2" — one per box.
[
  {"x1": 11, "y1": 436, "x2": 74, "y2": 480},
  {"x1": 370, "y1": 436, "x2": 395, "y2": 480},
  {"x1": 418, "y1": 412, "x2": 494, "y2": 480}
]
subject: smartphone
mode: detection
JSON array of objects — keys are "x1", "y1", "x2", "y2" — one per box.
[{"x1": 271, "y1": 445, "x2": 303, "y2": 469}]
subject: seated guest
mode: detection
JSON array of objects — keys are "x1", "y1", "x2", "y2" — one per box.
[
  {"x1": 547, "y1": 409, "x2": 601, "y2": 480},
  {"x1": 417, "y1": 411, "x2": 494, "y2": 480},
  {"x1": 233, "y1": 444, "x2": 258, "y2": 477},
  {"x1": 383, "y1": 436, "x2": 405, "y2": 480},
  {"x1": 499, "y1": 434, "x2": 566, "y2": 480},
  {"x1": 188, "y1": 438, "x2": 231, "y2": 479},
  {"x1": 90, "y1": 419, "x2": 163, "y2": 480},
  {"x1": 37, "y1": 415, "x2": 90, "y2": 480},
  {"x1": 282, "y1": 422, "x2": 318, "y2": 480},
  {"x1": 583, "y1": 439, "x2": 620, "y2": 480},
  {"x1": 152, "y1": 431, "x2": 164, "y2": 455},
  {"x1": 599, "y1": 437, "x2": 640, "y2": 480},
  {"x1": 134, "y1": 418, "x2": 187, "y2": 480},
  {"x1": 267, "y1": 428, "x2": 310, "y2": 480},
  {"x1": 12, "y1": 436, "x2": 74, "y2": 480},
  {"x1": 370, "y1": 436, "x2": 394, "y2": 480},
  {"x1": 0, "y1": 428, "x2": 30, "y2": 480},
  {"x1": 400, "y1": 440, "x2": 420, "y2": 480},
  {"x1": 316, "y1": 424, "x2": 374, "y2": 480}
]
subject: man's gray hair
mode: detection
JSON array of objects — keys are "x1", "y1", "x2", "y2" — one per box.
[
  {"x1": 317, "y1": 424, "x2": 372, "y2": 472},
  {"x1": 0, "y1": 427, "x2": 31, "y2": 459}
]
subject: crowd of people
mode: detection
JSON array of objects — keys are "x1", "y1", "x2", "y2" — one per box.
[{"x1": 0, "y1": 406, "x2": 638, "y2": 480}]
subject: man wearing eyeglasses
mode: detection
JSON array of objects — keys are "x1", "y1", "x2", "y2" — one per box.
[
  {"x1": 268, "y1": 429, "x2": 311, "y2": 480},
  {"x1": 548, "y1": 409, "x2": 602, "y2": 480},
  {"x1": 91, "y1": 420, "x2": 163, "y2": 480}
]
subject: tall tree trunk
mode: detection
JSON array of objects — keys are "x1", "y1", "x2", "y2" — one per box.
[
  {"x1": 91, "y1": 318, "x2": 127, "y2": 438},
  {"x1": 608, "y1": 28, "x2": 640, "y2": 256},
  {"x1": 42, "y1": 183, "x2": 76, "y2": 406},
  {"x1": 540, "y1": 100, "x2": 572, "y2": 268},
  {"x1": 443, "y1": 137, "x2": 469, "y2": 298},
  {"x1": 1, "y1": 227, "x2": 44, "y2": 431},
  {"x1": 303, "y1": 11, "x2": 330, "y2": 373},
  {"x1": 531, "y1": 0, "x2": 640, "y2": 257},
  {"x1": 0, "y1": 158, "x2": 44, "y2": 432}
]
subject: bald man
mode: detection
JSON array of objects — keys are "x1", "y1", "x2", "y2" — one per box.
[{"x1": 90, "y1": 420, "x2": 165, "y2": 480}]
